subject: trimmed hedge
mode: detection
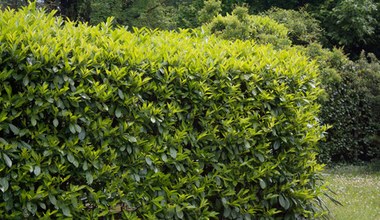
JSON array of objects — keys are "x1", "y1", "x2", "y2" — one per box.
[
  {"x1": 0, "y1": 5, "x2": 327, "y2": 219},
  {"x1": 318, "y1": 52, "x2": 380, "y2": 162}
]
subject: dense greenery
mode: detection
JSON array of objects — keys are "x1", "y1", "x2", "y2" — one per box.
[
  {"x1": 0, "y1": 5, "x2": 328, "y2": 219},
  {"x1": 319, "y1": 53, "x2": 380, "y2": 162},
  {"x1": 202, "y1": 6, "x2": 291, "y2": 48},
  {"x1": 1, "y1": 0, "x2": 379, "y2": 58},
  {"x1": 200, "y1": 4, "x2": 380, "y2": 163}
]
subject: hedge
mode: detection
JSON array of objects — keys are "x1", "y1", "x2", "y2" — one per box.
[
  {"x1": 318, "y1": 52, "x2": 380, "y2": 162},
  {"x1": 0, "y1": 4, "x2": 327, "y2": 219}
]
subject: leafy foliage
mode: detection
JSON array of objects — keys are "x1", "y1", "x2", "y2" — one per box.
[
  {"x1": 265, "y1": 8, "x2": 324, "y2": 46},
  {"x1": 0, "y1": 4, "x2": 328, "y2": 219},
  {"x1": 318, "y1": 52, "x2": 380, "y2": 162},
  {"x1": 317, "y1": 0, "x2": 379, "y2": 56},
  {"x1": 295, "y1": 43, "x2": 380, "y2": 163},
  {"x1": 202, "y1": 6, "x2": 291, "y2": 48},
  {"x1": 198, "y1": 0, "x2": 222, "y2": 24}
]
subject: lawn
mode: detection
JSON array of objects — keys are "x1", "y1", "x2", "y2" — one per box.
[{"x1": 324, "y1": 163, "x2": 380, "y2": 220}]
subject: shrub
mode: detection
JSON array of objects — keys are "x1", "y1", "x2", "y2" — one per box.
[
  {"x1": 198, "y1": 0, "x2": 222, "y2": 24},
  {"x1": 294, "y1": 43, "x2": 380, "y2": 163},
  {"x1": 264, "y1": 8, "x2": 324, "y2": 46},
  {"x1": 202, "y1": 6, "x2": 291, "y2": 48},
  {"x1": 318, "y1": 52, "x2": 380, "y2": 162},
  {"x1": 317, "y1": 0, "x2": 379, "y2": 57},
  {"x1": 0, "y1": 4, "x2": 327, "y2": 219}
]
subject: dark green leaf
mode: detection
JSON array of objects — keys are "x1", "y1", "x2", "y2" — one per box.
[
  {"x1": 67, "y1": 153, "x2": 78, "y2": 167},
  {"x1": 69, "y1": 124, "x2": 76, "y2": 134},
  {"x1": 127, "y1": 135, "x2": 137, "y2": 143},
  {"x1": 3, "y1": 153, "x2": 12, "y2": 168},
  {"x1": 39, "y1": 202, "x2": 46, "y2": 210},
  {"x1": 161, "y1": 154, "x2": 168, "y2": 162},
  {"x1": 170, "y1": 147, "x2": 177, "y2": 159},
  {"x1": 9, "y1": 124, "x2": 19, "y2": 135},
  {"x1": 74, "y1": 124, "x2": 82, "y2": 133},
  {"x1": 86, "y1": 172, "x2": 93, "y2": 184},
  {"x1": 273, "y1": 141, "x2": 280, "y2": 150},
  {"x1": 34, "y1": 166, "x2": 41, "y2": 176},
  {"x1": 49, "y1": 194, "x2": 57, "y2": 206},
  {"x1": 259, "y1": 179, "x2": 266, "y2": 189},
  {"x1": 0, "y1": 178, "x2": 9, "y2": 192},
  {"x1": 279, "y1": 194, "x2": 290, "y2": 210},
  {"x1": 115, "y1": 108, "x2": 122, "y2": 118},
  {"x1": 61, "y1": 205, "x2": 72, "y2": 217},
  {"x1": 31, "y1": 117, "x2": 37, "y2": 126},
  {"x1": 255, "y1": 153, "x2": 265, "y2": 163},
  {"x1": 176, "y1": 206, "x2": 184, "y2": 219},
  {"x1": 145, "y1": 157, "x2": 152, "y2": 166},
  {"x1": 118, "y1": 89, "x2": 124, "y2": 100},
  {"x1": 78, "y1": 130, "x2": 86, "y2": 140}
]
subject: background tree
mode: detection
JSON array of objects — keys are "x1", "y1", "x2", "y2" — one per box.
[
  {"x1": 316, "y1": 0, "x2": 379, "y2": 58},
  {"x1": 264, "y1": 8, "x2": 324, "y2": 46}
]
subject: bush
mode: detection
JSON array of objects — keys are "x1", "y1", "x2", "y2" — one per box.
[
  {"x1": 0, "y1": 5, "x2": 327, "y2": 219},
  {"x1": 202, "y1": 6, "x2": 291, "y2": 48},
  {"x1": 264, "y1": 8, "x2": 324, "y2": 46},
  {"x1": 294, "y1": 43, "x2": 380, "y2": 163},
  {"x1": 318, "y1": 52, "x2": 380, "y2": 162},
  {"x1": 317, "y1": 0, "x2": 379, "y2": 57}
]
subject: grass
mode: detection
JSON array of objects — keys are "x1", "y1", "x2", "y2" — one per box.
[{"x1": 323, "y1": 162, "x2": 380, "y2": 220}]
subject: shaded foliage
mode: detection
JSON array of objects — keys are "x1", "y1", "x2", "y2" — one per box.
[
  {"x1": 318, "y1": 53, "x2": 380, "y2": 162},
  {"x1": 264, "y1": 8, "x2": 324, "y2": 46}
]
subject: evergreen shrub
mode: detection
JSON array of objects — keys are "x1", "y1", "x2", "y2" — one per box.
[
  {"x1": 0, "y1": 5, "x2": 327, "y2": 219},
  {"x1": 202, "y1": 6, "x2": 291, "y2": 48},
  {"x1": 318, "y1": 53, "x2": 380, "y2": 162}
]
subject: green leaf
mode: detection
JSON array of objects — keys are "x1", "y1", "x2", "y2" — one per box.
[
  {"x1": 74, "y1": 124, "x2": 82, "y2": 133},
  {"x1": 127, "y1": 146, "x2": 132, "y2": 154},
  {"x1": 31, "y1": 117, "x2": 37, "y2": 127},
  {"x1": 53, "y1": 118, "x2": 59, "y2": 127},
  {"x1": 255, "y1": 153, "x2": 265, "y2": 163},
  {"x1": 27, "y1": 201, "x2": 37, "y2": 215},
  {"x1": 34, "y1": 166, "x2": 41, "y2": 176},
  {"x1": 150, "y1": 117, "x2": 156, "y2": 123},
  {"x1": 0, "y1": 178, "x2": 9, "y2": 192},
  {"x1": 23, "y1": 76, "x2": 29, "y2": 86},
  {"x1": 145, "y1": 157, "x2": 152, "y2": 166},
  {"x1": 0, "y1": 111, "x2": 7, "y2": 123},
  {"x1": 86, "y1": 172, "x2": 93, "y2": 184},
  {"x1": 273, "y1": 141, "x2": 280, "y2": 150},
  {"x1": 259, "y1": 179, "x2": 266, "y2": 189},
  {"x1": 176, "y1": 206, "x2": 184, "y2": 219},
  {"x1": 223, "y1": 206, "x2": 231, "y2": 217},
  {"x1": 67, "y1": 153, "x2": 79, "y2": 167},
  {"x1": 49, "y1": 194, "x2": 57, "y2": 206},
  {"x1": 244, "y1": 140, "x2": 251, "y2": 149},
  {"x1": 118, "y1": 89, "x2": 125, "y2": 100},
  {"x1": 69, "y1": 124, "x2": 76, "y2": 134},
  {"x1": 279, "y1": 194, "x2": 290, "y2": 210},
  {"x1": 83, "y1": 161, "x2": 88, "y2": 171},
  {"x1": 61, "y1": 205, "x2": 72, "y2": 217},
  {"x1": 127, "y1": 135, "x2": 137, "y2": 143},
  {"x1": 161, "y1": 154, "x2": 168, "y2": 162},
  {"x1": 78, "y1": 130, "x2": 86, "y2": 140},
  {"x1": 115, "y1": 108, "x2": 122, "y2": 118},
  {"x1": 9, "y1": 124, "x2": 19, "y2": 135},
  {"x1": 39, "y1": 202, "x2": 46, "y2": 210},
  {"x1": 170, "y1": 147, "x2": 177, "y2": 159},
  {"x1": 3, "y1": 153, "x2": 12, "y2": 168}
]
